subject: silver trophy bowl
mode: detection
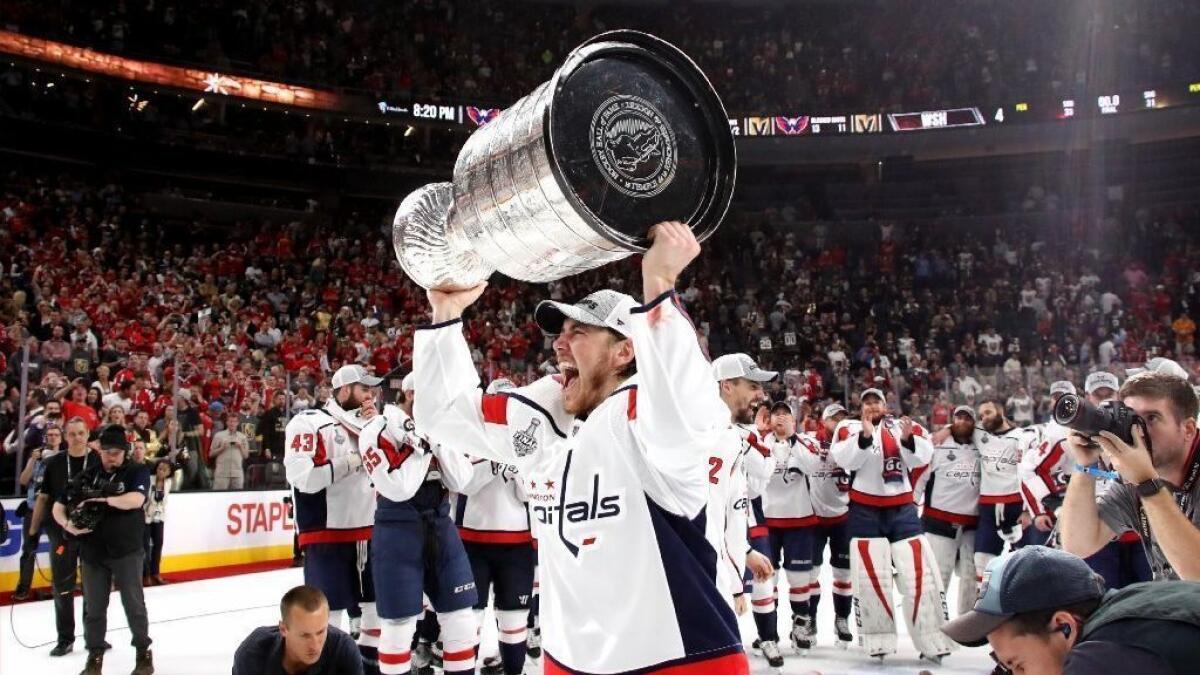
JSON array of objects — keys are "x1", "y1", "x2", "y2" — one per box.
[{"x1": 393, "y1": 30, "x2": 736, "y2": 290}]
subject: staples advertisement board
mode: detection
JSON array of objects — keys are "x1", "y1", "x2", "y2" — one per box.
[{"x1": 0, "y1": 490, "x2": 295, "y2": 596}]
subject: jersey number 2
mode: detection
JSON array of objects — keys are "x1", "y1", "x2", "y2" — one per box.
[{"x1": 708, "y1": 457, "x2": 724, "y2": 485}]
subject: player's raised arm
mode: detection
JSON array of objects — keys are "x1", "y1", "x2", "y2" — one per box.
[
  {"x1": 413, "y1": 285, "x2": 559, "y2": 472},
  {"x1": 627, "y1": 222, "x2": 727, "y2": 455},
  {"x1": 830, "y1": 419, "x2": 870, "y2": 472}
]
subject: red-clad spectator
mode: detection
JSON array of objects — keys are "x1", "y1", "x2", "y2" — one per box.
[{"x1": 62, "y1": 384, "x2": 101, "y2": 429}]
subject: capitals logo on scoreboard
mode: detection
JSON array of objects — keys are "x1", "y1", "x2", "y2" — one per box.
[
  {"x1": 745, "y1": 117, "x2": 775, "y2": 136},
  {"x1": 467, "y1": 106, "x2": 501, "y2": 126},
  {"x1": 774, "y1": 115, "x2": 811, "y2": 136}
]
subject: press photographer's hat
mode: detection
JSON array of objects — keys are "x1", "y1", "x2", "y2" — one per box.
[{"x1": 98, "y1": 425, "x2": 130, "y2": 453}]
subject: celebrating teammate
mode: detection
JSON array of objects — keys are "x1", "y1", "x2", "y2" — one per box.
[{"x1": 413, "y1": 222, "x2": 748, "y2": 673}]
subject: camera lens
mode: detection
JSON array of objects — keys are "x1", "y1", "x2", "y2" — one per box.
[{"x1": 1053, "y1": 394, "x2": 1081, "y2": 425}]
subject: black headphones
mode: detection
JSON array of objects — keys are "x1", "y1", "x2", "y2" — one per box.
[{"x1": 1058, "y1": 624, "x2": 1072, "y2": 639}]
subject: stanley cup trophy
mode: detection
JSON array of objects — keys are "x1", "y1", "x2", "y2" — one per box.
[{"x1": 393, "y1": 30, "x2": 736, "y2": 290}]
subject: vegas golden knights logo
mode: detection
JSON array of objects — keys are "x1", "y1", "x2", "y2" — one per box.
[
  {"x1": 745, "y1": 117, "x2": 775, "y2": 136},
  {"x1": 852, "y1": 114, "x2": 882, "y2": 133}
]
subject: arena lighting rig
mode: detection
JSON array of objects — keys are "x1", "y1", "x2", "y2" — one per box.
[{"x1": 3, "y1": 29, "x2": 1198, "y2": 137}]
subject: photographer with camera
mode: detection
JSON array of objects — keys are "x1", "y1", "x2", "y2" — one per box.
[
  {"x1": 36, "y1": 417, "x2": 100, "y2": 656},
  {"x1": 52, "y1": 424, "x2": 154, "y2": 675},
  {"x1": 12, "y1": 424, "x2": 64, "y2": 601},
  {"x1": 1059, "y1": 371, "x2": 1200, "y2": 581}
]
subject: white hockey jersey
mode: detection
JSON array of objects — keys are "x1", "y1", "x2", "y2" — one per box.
[
  {"x1": 974, "y1": 426, "x2": 1039, "y2": 504},
  {"x1": 830, "y1": 418, "x2": 933, "y2": 508},
  {"x1": 706, "y1": 425, "x2": 752, "y2": 602},
  {"x1": 452, "y1": 460, "x2": 532, "y2": 545},
  {"x1": 799, "y1": 433, "x2": 851, "y2": 522},
  {"x1": 761, "y1": 433, "x2": 819, "y2": 527},
  {"x1": 357, "y1": 404, "x2": 474, "y2": 522},
  {"x1": 742, "y1": 428, "x2": 775, "y2": 501},
  {"x1": 914, "y1": 439, "x2": 981, "y2": 526},
  {"x1": 284, "y1": 401, "x2": 376, "y2": 546},
  {"x1": 1019, "y1": 422, "x2": 1070, "y2": 517},
  {"x1": 413, "y1": 292, "x2": 746, "y2": 674}
]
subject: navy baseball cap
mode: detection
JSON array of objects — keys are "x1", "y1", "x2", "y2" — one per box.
[{"x1": 941, "y1": 546, "x2": 1106, "y2": 647}]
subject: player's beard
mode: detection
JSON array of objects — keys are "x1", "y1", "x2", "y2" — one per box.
[
  {"x1": 951, "y1": 421, "x2": 974, "y2": 444},
  {"x1": 982, "y1": 415, "x2": 1004, "y2": 433},
  {"x1": 562, "y1": 366, "x2": 610, "y2": 416},
  {"x1": 339, "y1": 388, "x2": 369, "y2": 413},
  {"x1": 732, "y1": 398, "x2": 756, "y2": 425}
]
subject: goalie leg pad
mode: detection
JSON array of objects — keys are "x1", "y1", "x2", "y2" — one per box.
[
  {"x1": 956, "y1": 530, "x2": 979, "y2": 616},
  {"x1": 924, "y1": 531, "x2": 959, "y2": 596},
  {"x1": 892, "y1": 535, "x2": 956, "y2": 657},
  {"x1": 850, "y1": 536, "x2": 897, "y2": 656}
]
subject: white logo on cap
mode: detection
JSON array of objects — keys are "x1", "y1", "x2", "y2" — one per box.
[{"x1": 590, "y1": 95, "x2": 677, "y2": 199}]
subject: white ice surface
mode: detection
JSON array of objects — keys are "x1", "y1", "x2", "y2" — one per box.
[{"x1": 1, "y1": 565, "x2": 996, "y2": 674}]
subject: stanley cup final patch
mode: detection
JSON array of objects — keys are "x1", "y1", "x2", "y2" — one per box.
[
  {"x1": 589, "y1": 95, "x2": 678, "y2": 198},
  {"x1": 512, "y1": 418, "x2": 542, "y2": 457}
]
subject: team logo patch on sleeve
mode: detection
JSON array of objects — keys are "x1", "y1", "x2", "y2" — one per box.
[{"x1": 512, "y1": 419, "x2": 542, "y2": 457}]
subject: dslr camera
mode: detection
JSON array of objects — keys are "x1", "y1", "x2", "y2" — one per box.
[
  {"x1": 65, "y1": 474, "x2": 124, "y2": 531},
  {"x1": 1053, "y1": 393, "x2": 1153, "y2": 456}
]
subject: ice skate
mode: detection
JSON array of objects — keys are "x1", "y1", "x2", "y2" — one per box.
[
  {"x1": 758, "y1": 639, "x2": 784, "y2": 668},
  {"x1": 790, "y1": 615, "x2": 813, "y2": 653},
  {"x1": 835, "y1": 616, "x2": 853, "y2": 648}
]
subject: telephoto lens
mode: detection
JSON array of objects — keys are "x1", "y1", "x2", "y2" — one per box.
[{"x1": 1053, "y1": 393, "x2": 1141, "y2": 447}]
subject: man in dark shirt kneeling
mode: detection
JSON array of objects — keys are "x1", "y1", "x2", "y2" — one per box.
[
  {"x1": 234, "y1": 585, "x2": 363, "y2": 675},
  {"x1": 942, "y1": 545, "x2": 1200, "y2": 675}
]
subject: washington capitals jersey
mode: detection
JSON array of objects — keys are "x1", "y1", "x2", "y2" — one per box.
[
  {"x1": 761, "y1": 433, "x2": 819, "y2": 527},
  {"x1": 830, "y1": 418, "x2": 932, "y2": 508},
  {"x1": 414, "y1": 291, "x2": 746, "y2": 674},
  {"x1": 284, "y1": 402, "x2": 376, "y2": 546},
  {"x1": 799, "y1": 433, "x2": 851, "y2": 522},
  {"x1": 706, "y1": 425, "x2": 752, "y2": 602},
  {"x1": 1019, "y1": 422, "x2": 1069, "y2": 517},
  {"x1": 452, "y1": 460, "x2": 532, "y2": 545},
  {"x1": 914, "y1": 439, "x2": 981, "y2": 526},
  {"x1": 974, "y1": 426, "x2": 1039, "y2": 503},
  {"x1": 358, "y1": 404, "x2": 473, "y2": 523}
]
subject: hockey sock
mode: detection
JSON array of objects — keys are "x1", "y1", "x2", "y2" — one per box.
[
  {"x1": 437, "y1": 608, "x2": 478, "y2": 674},
  {"x1": 358, "y1": 602, "x2": 381, "y2": 675},
  {"x1": 496, "y1": 609, "x2": 527, "y2": 674},
  {"x1": 379, "y1": 616, "x2": 418, "y2": 675}
]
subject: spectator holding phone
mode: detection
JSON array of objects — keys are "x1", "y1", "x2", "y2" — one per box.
[
  {"x1": 210, "y1": 411, "x2": 250, "y2": 490},
  {"x1": 143, "y1": 459, "x2": 171, "y2": 586}
]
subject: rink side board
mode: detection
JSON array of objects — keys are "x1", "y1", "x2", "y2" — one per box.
[{"x1": 0, "y1": 490, "x2": 296, "y2": 601}]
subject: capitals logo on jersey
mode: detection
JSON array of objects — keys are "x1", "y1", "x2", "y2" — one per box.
[
  {"x1": 467, "y1": 106, "x2": 501, "y2": 126},
  {"x1": 775, "y1": 115, "x2": 810, "y2": 135},
  {"x1": 530, "y1": 472, "x2": 624, "y2": 558}
]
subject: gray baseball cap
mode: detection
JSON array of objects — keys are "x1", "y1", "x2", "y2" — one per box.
[
  {"x1": 1049, "y1": 380, "x2": 1077, "y2": 396},
  {"x1": 711, "y1": 353, "x2": 778, "y2": 382},
  {"x1": 1084, "y1": 371, "x2": 1120, "y2": 395},
  {"x1": 535, "y1": 289, "x2": 636, "y2": 339},
  {"x1": 820, "y1": 403, "x2": 847, "y2": 421},
  {"x1": 331, "y1": 364, "x2": 383, "y2": 389}
]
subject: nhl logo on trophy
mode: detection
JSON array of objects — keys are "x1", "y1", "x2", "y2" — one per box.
[
  {"x1": 392, "y1": 30, "x2": 736, "y2": 290},
  {"x1": 589, "y1": 95, "x2": 678, "y2": 199}
]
